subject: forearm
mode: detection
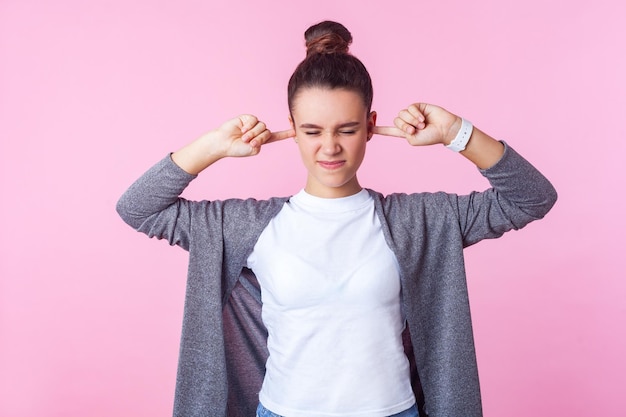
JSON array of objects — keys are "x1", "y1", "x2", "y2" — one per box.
[
  {"x1": 455, "y1": 142, "x2": 557, "y2": 246},
  {"x1": 171, "y1": 131, "x2": 225, "y2": 175},
  {"x1": 479, "y1": 142, "x2": 557, "y2": 223}
]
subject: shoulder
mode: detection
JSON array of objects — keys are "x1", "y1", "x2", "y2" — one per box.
[
  {"x1": 182, "y1": 196, "x2": 289, "y2": 237},
  {"x1": 366, "y1": 188, "x2": 456, "y2": 214},
  {"x1": 221, "y1": 196, "x2": 289, "y2": 217},
  {"x1": 219, "y1": 196, "x2": 289, "y2": 235}
]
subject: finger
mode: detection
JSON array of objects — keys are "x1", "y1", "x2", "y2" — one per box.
[
  {"x1": 249, "y1": 129, "x2": 272, "y2": 148},
  {"x1": 242, "y1": 121, "x2": 267, "y2": 142},
  {"x1": 238, "y1": 114, "x2": 259, "y2": 134},
  {"x1": 266, "y1": 129, "x2": 295, "y2": 144},
  {"x1": 393, "y1": 116, "x2": 419, "y2": 135},
  {"x1": 396, "y1": 111, "x2": 416, "y2": 134},
  {"x1": 397, "y1": 110, "x2": 426, "y2": 132},
  {"x1": 372, "y1": 125, "x2": 406, "y2": 138},
  {"x1": 407, "y1": 104, "x2": 426, "y2": 123}
]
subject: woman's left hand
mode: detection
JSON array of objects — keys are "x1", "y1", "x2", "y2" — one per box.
[{"x1": 373, "y1": 103, "x2": 461, "y2": 146}]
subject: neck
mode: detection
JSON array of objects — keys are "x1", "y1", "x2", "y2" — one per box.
[{"x1": 304, "y1": 177, "x2": 363, "y2": 198}]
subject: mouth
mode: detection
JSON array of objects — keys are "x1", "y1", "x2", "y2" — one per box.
[{"x1": 318, "y1": 160, "x2": 346, "y2": 170}]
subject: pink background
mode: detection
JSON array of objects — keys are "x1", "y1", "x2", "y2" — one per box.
[{"x1": 1, "y1": 0, "x2": 624, "y2": 416}]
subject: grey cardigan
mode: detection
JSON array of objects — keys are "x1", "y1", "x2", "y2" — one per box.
[{"x1": 117, "y1": 143, "x2": 557, "y2": 417}]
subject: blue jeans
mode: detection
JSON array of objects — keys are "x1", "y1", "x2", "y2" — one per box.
[{"x1": 256, "y1": 402, "x2": 419, "y2": 417}]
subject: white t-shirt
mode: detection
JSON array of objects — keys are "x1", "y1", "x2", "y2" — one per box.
[{"x1": 246, "y1": 189, "x2": 415, "y2": 417}]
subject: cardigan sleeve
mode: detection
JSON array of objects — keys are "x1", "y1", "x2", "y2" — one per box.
[
  {"x1": 116, "y1": 154, "x2": 200, "y2": 251},
  {"x1": 454, "y1": 142, "x2": 557, "y2": 247}
]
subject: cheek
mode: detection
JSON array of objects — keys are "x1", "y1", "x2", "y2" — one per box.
[
  {"x1": 296, "y1": 135, "x2": 319, "y2": 150},
  {"x1": 295, "y1": 137, "x2": 318, "y2": 161},
  {"x1": 350, "y1": 136, "x2": 368, "y2": 155}
]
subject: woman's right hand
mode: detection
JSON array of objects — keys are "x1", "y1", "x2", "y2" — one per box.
[{"x1": 172, "y1": 115, "x2": 294, "y2": 175}]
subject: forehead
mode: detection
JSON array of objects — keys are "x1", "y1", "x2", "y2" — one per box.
[{"x1": 291, "y1": 88, "x2": 367, "y2": 123}]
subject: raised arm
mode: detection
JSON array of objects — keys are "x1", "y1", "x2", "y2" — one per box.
[
  {"x1": 374, "y1": 103, "x2": 557, "y2": 245},
  {"x1": 116, "y1": 115, "x2": 294, "y2": 248},
  {"x1": 172, "y1": 114, "x2": 294, "y2": 174},
  {"x1": 373, "y1": 102, "x2": 504, "y2": 169}
]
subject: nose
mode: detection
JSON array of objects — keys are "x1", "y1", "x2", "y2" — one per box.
[{"x1": 321, "y1": 132, "x2": 341, "y2": 155}]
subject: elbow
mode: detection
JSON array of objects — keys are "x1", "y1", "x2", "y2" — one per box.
[
  {"x1": 524, "y1": 183, "x2": 558, "y2": 221},
  {"x1": 546, "y1": 184, "x2": 558, "y2": 211},
  {"x1": 506, "y1": 182, "x2": 558, "y2": 229},
  {"x1": 538, "y1": 182, "x2": 558, "y2": 218},
  {"x1": 115, "y1": 196, "x2": 126, "y2": 218},
  {"x1": 116, "y1": 197, "x2": 132, "y2": 226},
  {"x1": 116, "y1": 194, "x2": 143, "y2": 229}
]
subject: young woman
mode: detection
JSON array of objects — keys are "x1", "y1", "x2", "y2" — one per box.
[{"x1": 117, "y1": 21, "x2": 557, "y2": 417}]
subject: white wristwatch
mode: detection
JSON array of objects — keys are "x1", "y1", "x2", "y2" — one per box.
[{"x1": 446, "y1": 118, "x2": 473, "y2": 152}]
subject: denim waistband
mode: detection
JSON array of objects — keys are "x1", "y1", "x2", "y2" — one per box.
[{"x1": 255, "y1": 402, "x2": 419, "y2": 417}]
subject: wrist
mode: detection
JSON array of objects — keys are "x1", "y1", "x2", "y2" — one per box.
[
  {"x1": 443, "y1": 117, "x2": 462, "y2": 145},
  {"x1": 198, "y1": 130, "x2": 229, "y2": 161}
]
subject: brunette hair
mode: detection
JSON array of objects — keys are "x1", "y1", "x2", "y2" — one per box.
[{"x1": 287, "y1": 21, "x2": 373, "y2": 113}]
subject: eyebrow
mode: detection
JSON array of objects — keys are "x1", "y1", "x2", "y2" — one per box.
[{"x1": 299, "y1": 121, "x2": 361, "y2": 129}]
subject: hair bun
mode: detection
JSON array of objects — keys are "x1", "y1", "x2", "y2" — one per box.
[{"x1": 304, "y1": 21, "x2": 352, "y2": 57}]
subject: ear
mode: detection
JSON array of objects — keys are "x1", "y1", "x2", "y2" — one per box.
[
  {"x1": 288, "y1": 115, "x2": 297, "y2": 143},
  {"x1": 367, "y1": 111, "x2": 377, "y2": 141}
]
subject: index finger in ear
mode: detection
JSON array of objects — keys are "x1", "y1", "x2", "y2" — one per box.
[
  {"x1": 372, "y1": 125, "x2": 406, "y2": 138},
  {"x1": 267, "y1": 128, "x2": 296, "y2": 144}
]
